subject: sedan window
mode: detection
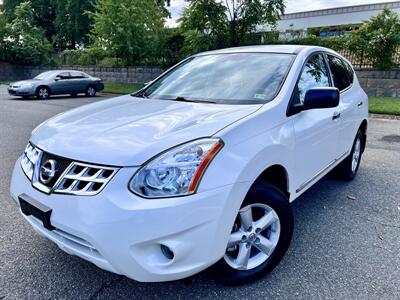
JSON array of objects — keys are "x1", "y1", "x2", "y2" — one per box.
[
  {"x1": 70, "y1": 71, "x2": 88, "y2": 79},
  {"x1": 292, "y1": 53, "x2": 330, "y2": 105},
  {"x1": 57, "y1": 72, "x2": 71, "y2": 80}
]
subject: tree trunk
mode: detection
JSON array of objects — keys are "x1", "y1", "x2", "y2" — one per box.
[{"x1": 230, "y1": 19, "x2": 239, "y2": 47}]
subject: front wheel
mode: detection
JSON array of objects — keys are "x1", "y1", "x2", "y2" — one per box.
[
  {"x1": 212, "y1": 183, "x2": 293, "y2": 285},
  {"x1": 36, "y1": 87, "x2": 50, "y2": 100},
  {"x1": 85, "y1": 85, "x2": 96, "y2": 97}
]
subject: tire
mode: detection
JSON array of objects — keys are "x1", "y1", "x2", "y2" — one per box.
[
  {"x1": 36, "y1": 86, "x2": 50, "y2": 100},
  {"x1": 212, "y1": 183, "x2": 293, "y2": 285},
  {"x1": 85, "y1": 85, "x2": 96, "y2": 97},
  {"x1": 335, "y1": 129, "x2": 364, "y2": 181}
]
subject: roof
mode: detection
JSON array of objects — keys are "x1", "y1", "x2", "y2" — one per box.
[{"x1": 197, "y1": 45, "x2": 311, "y2": 56}]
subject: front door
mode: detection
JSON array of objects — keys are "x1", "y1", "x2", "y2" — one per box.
[{"x1": 291, "y1": 53, "x2": 341, "y2": 195}]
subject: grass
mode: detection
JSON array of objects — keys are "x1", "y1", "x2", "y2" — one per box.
[
  {"x1": 0, "y1": 81, "x2": 11, "y2": 85},
  {"x1": 103, "y1": 82, "x2": 144, "y2": 95},
  {"x1": 369, "y1": 97, "x2": 400, "y2": 116}
]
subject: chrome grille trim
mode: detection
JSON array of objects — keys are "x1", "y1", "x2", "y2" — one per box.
[
  {"x1": 22, "y1": 143, "x2": 119, "y2": 196},
  {"x1": 52, "y1": 162, "x2": 118, "y2": 196}
]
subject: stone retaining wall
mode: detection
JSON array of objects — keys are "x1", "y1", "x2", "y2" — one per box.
[
  {"x1": 1, "y1": 62, "x2": 400, "y2": 97},
  {"x1": 0, "y1": 62, "x2": 164, "y2": 84},
  {"x1": 356, "y1": 68, "x2": 400, "y2": 97}
]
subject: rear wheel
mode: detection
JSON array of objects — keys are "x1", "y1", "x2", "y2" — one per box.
[
  {"x1": 212, "y1": 183, "x2": 293, "y2": 285},
  {"x1": 335, "y1": 130, "x2": 364, "y2": 180},
  {"x1": 85, "y1": 85, "x2": 96, "y2": 97},
  {"x1": 36, "y1": 87, "x2": 50, "y2": 100}
]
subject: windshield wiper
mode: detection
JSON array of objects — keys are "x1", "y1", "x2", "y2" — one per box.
[{"x1": 174, "y1": 96, "x2": 216, "y2": 104}]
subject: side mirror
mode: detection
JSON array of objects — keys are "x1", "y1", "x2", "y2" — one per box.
[
  {"x1": 55, "y1": 76, "x2": 61, "y2": 81},
  {"x1": 303, "y1": 87, "x2": 340, "y2": 110}
]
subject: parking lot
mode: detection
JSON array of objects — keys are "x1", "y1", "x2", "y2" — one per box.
[{"x1": 0, "y1": 84, "x2": 399, "y2": 299}]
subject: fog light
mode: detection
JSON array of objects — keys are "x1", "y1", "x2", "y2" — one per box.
[{"x1": 160, "y1": 244, "x2": 174, "y2": 260}]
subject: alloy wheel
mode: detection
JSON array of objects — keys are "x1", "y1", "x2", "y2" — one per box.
[
  {"x1": 352, "y1": 137, "x2": 361, "y2": 173},
  {"x1": 87, "y1": 86, "x2": 96, "y2": 96},
  {"x1": 38, "y1": 88, "x2": 49, "y2": 99},
  {"x1": 224, "y1": 203, "x2": 281, "y2": 271}
]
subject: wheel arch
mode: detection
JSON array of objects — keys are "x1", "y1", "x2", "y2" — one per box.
[{"x1": 251, "y1": 164, "x2": 290, "y2": 200}]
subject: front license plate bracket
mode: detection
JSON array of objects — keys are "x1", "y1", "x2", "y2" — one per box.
[{"x1": 18, "y1": 194, "x2": 55, "y2": 231}]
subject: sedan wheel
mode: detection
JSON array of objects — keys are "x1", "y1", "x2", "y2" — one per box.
[
  {"x1": 37, "y1": 87, "x2": 50, "y2": 100},
  {"x1": 86, "y1": 86, "x2": 96, "y2": 97}
]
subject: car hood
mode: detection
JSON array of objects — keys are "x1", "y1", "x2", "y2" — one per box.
[
  {"x1": 12, "y1": 79, "x2": 39, "y2": 86},
  {"x1": 31, "y1": 95, "x2": 261, "y2": 166}
]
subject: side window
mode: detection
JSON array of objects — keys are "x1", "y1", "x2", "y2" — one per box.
[
  {"x1": 293, "y1": 53, "x2": 330, "y2": 105},
  {"x1": 327, "y1": 55, "x2": 351, "y2": 91},
  {"x1": 57, "y1": 72, "x2": 70, "y2": 80},
  {"x1": 344, "y1": 61, "x2": 354, "y2": 84},
  {"x1": 70, "y1": 71, "x2": 83, "y2": 78}
]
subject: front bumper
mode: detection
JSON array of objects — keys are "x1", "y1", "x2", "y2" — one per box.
[
  {"x1": 8, "y1": 87, "x2": 35, "y2": 97},
  {"x1": 10, "y1": 157, "x2": 248, "y2": 282}
]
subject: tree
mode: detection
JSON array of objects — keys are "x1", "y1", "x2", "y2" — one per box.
[
  {"x1": 179, "y1": 0, "x2": 285, "y2": 48},
  {"x1": 53, "y1": 0, "x2": 95, "y2": 49},
  {"x1": 5, "y1": 1, "x2": 52, "y2": 64},
  {"x1": 349, "y1": 7, "x2": 400, "y2": 68},
  {"x1": 88, "y1": 0, "x2": 167, "y2": 65},
  {"x1": 179, "y1": 0, "x2": 228, "y2": 53},
  {"x1": 2, "y1": 0, "x2": 56, "y2": 41},
  {"x1": 225, "y1": 0, "x2": 285, "y2": 46}
]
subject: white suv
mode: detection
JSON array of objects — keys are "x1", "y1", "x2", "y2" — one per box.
[{"x1": 10, "y1": 45, "x2": 368, "y2": 285}]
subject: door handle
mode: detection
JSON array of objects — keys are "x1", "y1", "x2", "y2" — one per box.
[
  {"x1": 358, "y1": 101, "x2": 363, "y2": 107},
  {"x1": 332, "y1": 111, "x2": 341, "y2": 120}
]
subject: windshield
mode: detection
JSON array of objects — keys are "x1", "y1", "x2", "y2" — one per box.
[
  {"x1": 139, "y1": 53, "x2": 295, "y2": 104},
  {"x1": 34, "y1": 71, "x2": 58, "y2": 80}
]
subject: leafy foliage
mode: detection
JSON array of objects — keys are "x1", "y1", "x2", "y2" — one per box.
[
  {"x1": 349, "y1": 7, "x2": 400, "y2": 68},
  {"x1": 226, "y1": 0, "x2": 285, "y2": 46},
  {"x1": 88, "y1": 0, "x2": 167, "y2": 65},
  {"x1": 179, "y1": 0, "x2": 228, "y2": 54},
  {"x1": 53, "y1": 0, "x2": 95, "y2": 49},
  {"x1": 3, "y1": 1, "x2": 52, "y2": 64}
]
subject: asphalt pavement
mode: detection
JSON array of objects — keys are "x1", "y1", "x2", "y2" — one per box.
[{"x1": 0, "y1": 85, "x2": 399, "y2": 299}]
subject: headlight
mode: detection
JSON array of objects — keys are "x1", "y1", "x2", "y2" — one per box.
[
  {"x1": 20, "y1": 143, "x2": 41, "y2": 179},
  {"x1": 129, "y1": 138, "x2": 224, "y2": 198},
  {"x1": 20, "y1": 83, "x2": 33, "y2": 88}
]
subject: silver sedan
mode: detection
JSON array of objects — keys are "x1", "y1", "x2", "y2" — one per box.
[{"x1": 8, "y1": 70, "x2": 104, "y2": 99}]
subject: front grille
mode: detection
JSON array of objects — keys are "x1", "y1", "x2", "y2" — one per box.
[
  {"x1": 21, "y1": 143, "x2": 119, "y2": 196},
  {"x1": 53, "y1": 162, "x2": 117, "y2": 196}
]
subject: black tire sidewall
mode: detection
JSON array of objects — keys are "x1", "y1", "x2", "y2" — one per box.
[
  {"x1": 212, "y1": 184, "x2": 293, "y2": 285},
  {"x1": 337, "y1": 130, "x2": 364, "y2": 180}
]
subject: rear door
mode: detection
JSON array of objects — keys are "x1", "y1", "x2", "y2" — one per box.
[
  {"x1": 326, "y1": 54, "x2": 359, "y2": 157},
  {"x1": 69, "y1": 71, "x2": 89, "y2": 93},
  {"x1": 290, "y1": 53, "x2": 342, "y2": 195}
]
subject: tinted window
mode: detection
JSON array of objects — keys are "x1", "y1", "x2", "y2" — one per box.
[
  {"x1": 140, "y1": 53, "x2": 295, "y2": 104},
  {"x1": 327, "y1": 55, "x2": 351, "y2": 91},
  {"x1": 57, "y1": 72, "x2": 70, "y2": 79},
  {"x1": 293, "y1": 53, "x2": 330, "y2": 105},
  {"x1": 70, "y1": 71, "x2": 88, "y2": 78},
  {"x1": 344, "y1": 61, "x2": 354, "y2": 84}
]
